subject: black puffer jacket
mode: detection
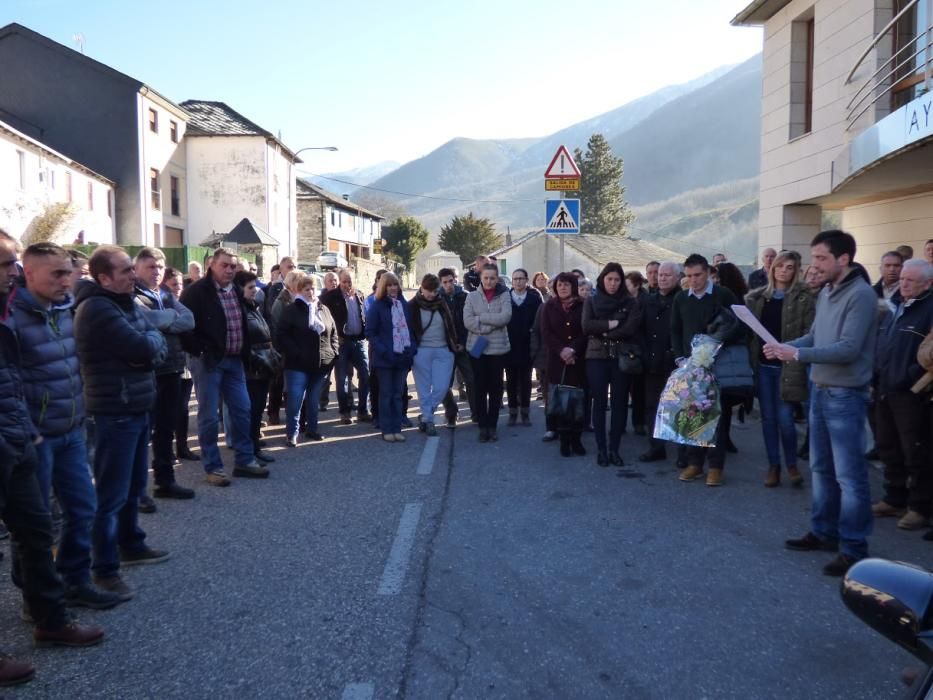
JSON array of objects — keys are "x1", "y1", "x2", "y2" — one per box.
[
  {"x1": 179, "y1": 271, "x2": 250, "y2": 368},
  {"x1": 73, "y1": 282, "x2": 166, "y2": 415},
  {"x1": 133, "y1": 284, "x2": 194, "y2": 376},
  {"x1": 244, "y1": 299, "x2": 278, "y2": 380},
  {"x1": 439, "y1": 285, "x2": 469, "y2": 347},
  {"x1": 876, "y1": 290, "x2": 933, "y2": 393},
  {"x1": 642, "y1": 288, "x2": 678, "y2": 375},
  {"x1": 276, "y1": 297, "x2": 339, "y2": 375},
  {"x1": 0, "y1": 296, "x2": 38, "y2": 454},
  {"x1": 3, "y1": 287, "x2": 84, "y2": 437}
]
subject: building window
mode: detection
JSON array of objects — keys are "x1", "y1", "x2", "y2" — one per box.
[
  {"x1": 65, "y1": 172, "x2": 73, "y2": 202},
  {"x1": 149, "y1": 108, "x2": 158, "y2": 133},
  {"x1": 170, "y1": 176, "x2": 180, "y2": 216},
  {"x1": 150, "y1": 168, "x2": 161, "y2": 210},
  {"x1": 330, "y1": 210, "x2": 335, "y2": 226},
  {"x1": 789, "y1": 12, "x2": 815, "y2": 139},
  {"x1": 153, "y1": 223, "x2": 161, "y2": 245},
  {"x1": 87, "y1": 182, "x2": 93, "y2": 211},
  {"x1": 170, "y1": 120, "x2": 178, "y2": 143},
  {"x1": 50, "y1": 170, "x2": 56, "y2": 190},
  {"x1": 107, "y1": 190, "x2": 113, "y2": 218},
  {"x1": 17, "y1": 151, "x2": 26, "y2": 189}
]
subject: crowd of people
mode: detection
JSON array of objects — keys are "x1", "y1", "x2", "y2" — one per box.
[{"x1": 0, "y1": 227, "x2": 930, "y2": 685}]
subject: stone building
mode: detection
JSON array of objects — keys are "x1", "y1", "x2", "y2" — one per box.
[{"x1": 296, "y1": 179, "x2": 384, "y2": 264}]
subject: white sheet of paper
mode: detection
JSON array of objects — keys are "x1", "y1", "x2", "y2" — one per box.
[{"x1": 731, "y1": 304, "x2": 780, "y2": 346}]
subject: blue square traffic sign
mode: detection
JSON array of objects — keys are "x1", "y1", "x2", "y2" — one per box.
[{"x1": 545, "y1": 199, "x2": 580, "y2": 234}]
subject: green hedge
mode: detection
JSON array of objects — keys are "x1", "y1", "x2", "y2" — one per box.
[{"x1": 66, "y1": 245, "x2": 255, "y2": 271}]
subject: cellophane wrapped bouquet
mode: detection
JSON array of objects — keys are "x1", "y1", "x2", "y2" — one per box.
[{"x1": 653, "y1": 334, "x2": 722, "y2": 447}]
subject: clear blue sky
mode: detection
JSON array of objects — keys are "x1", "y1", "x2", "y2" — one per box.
[{"x1": 2, "y1": 0, "x2": 762, "y2": 173}]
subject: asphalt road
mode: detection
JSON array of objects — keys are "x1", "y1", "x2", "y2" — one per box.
[{"x1": 0, "y1": 390, "x2": 927, "y2": 699}]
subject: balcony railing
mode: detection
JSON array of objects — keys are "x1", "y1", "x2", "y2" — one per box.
[{"x1": 845, "y1": 0, "x2": 933, "y2": 130}]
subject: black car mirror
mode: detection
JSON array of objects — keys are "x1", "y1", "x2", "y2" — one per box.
[{"x1": 842, "y1": 559, "x2": 933, "y2": 664}]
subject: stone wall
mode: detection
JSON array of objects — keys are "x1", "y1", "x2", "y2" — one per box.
[{"x1": 297, "y1": 197, "x2": 326, "y2": 264}]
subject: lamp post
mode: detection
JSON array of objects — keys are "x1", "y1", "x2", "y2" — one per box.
[{"x1": 293, "y1": 146, "x2": 338, "y2": 160}]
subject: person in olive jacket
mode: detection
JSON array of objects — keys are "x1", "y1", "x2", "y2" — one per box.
[
  {"x1": 640, "y1": 262, "x2": 681, "y2": 462},
  {"x1": 582, "y1": 262, "x2": 643, "y2": 467},
  {"x1": 276, "y1": 273, "x2": 339, "y2": 446},
  {"x1": 746, "y1": 250, "x2": 815, "y2": 488},
  {"x1": 73, "y1": 245, "x2": 170, "y2": 596},
  {"x1": 505, "y1": 268, "x2": 543, "y2": 427}
]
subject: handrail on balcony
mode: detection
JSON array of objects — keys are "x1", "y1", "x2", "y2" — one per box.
[{"x1": 844, "y1": 0, "x2": 933, "y2": 130}]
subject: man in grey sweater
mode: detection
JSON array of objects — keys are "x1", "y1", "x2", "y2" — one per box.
[{"x1": 764, "y1": 230, "x2": 878, "y2": 577}]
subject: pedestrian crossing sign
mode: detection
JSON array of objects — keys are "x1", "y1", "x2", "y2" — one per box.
[{"x1": 545, "y1": 199, "x2": 580, "y2": 234}]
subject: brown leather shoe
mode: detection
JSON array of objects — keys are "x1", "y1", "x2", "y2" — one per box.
[
  {"x1": 0, "y1": 654, "x2": 35, "y2": 686},
  {"x1": 764, "y1": 466, "x2": 780, "y2": 488},
  {"x1": 787, "y1": 465, "x2": 804, "y2": 487},
  {"x1": 679, "y1": 465, "x2": 704, "y2": 482},
  {"x1": 34, "y1": 618, "x2": 104, "y2": 648}
]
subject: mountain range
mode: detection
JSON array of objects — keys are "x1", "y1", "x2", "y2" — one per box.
[{"x1": 317, "y1": 55, "x2": 764, "y2": 262}]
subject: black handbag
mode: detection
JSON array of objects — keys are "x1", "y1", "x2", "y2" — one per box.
[
  {"x1": 546, "y1": 367, "x2": 586, "y2": 431},
  {"x1": 616, "y1": 342, "x2": 644, "y2": 375}
]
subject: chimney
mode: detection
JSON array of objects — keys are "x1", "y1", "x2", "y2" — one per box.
[{"x1": 342, "y1": 194, "x2": 350, "y2": 201}]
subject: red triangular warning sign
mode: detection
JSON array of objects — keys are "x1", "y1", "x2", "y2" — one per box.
[{"x1": 544, "y1": 145, "x2": 581, "y2": 179}]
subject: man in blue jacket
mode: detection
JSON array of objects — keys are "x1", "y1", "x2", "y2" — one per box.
[
  {"x1": 74, "y1": 246, "x2": 171, "y2": 599},
  {"x1": 0, "y1": 231, "x2": 104, "y2": 682},
  {"x1": 870, "y1": 259, "x2": 932, "y2": 530},
  {"x1": 5, "y1": 242, "x2": 123, "y2": 610},
  {"x1": 766, "y1": 230, "x2": 879, "y2": 577}
]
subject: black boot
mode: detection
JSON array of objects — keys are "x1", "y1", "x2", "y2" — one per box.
[
  {"x1": 507, "y1": 410, "x2": 518, "y2": 427},
  {"x1": 597, "y1": 450, "x2": 609, "y2": 467},
  {"x1": 797, "y1": 427, "x2": 810, "y2": 461},
  {"x1": 609, "y1": 451, "x2": 624, "y2": 466},
  {"x1": 559, "y1": 434, "x2": 572, "y2": 457},
  {"x1": 520, "y1": 409, "x2": 531, "y2": 427},
  {"x1": 571, "y1": 434, "x2": 586, "y2": 456}
]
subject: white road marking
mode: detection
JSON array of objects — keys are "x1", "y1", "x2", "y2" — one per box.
[
  {"x1": 416, "y1": 436, "x2": 440, "y2": 475},
  {"x1": 377, "y1": 503, "x2": 423, "y2": 595},
  {"x1": 341, "y1": 682, "x2": 374, "y2": 700}
]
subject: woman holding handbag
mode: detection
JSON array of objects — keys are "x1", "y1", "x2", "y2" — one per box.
[
  {"x1": 583, "y1": 263, "x2": 644, "y2": 467},
  {"x1": 463, "y1": 263, "x2": 512, "y2": 442},
  {"x1": 541, "y1": 272, "x2": 589, "y2": 457},
  {"x1": 410, "y1": 274, "x2": 459, "y2": 436},
  {"x1": 235, "y1": 270, "x2": 280, "y2": 462},
  {"x1": 276, "y1": 273, "x2": 339, "y2": 446},
  {"x1": 505, "y1": 268, "x2": 543, "y2": 427}
]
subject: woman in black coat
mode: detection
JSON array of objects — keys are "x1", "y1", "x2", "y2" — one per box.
[
  {"x1": 275, "y1": 273, "x2": 339, "y2": 446},
  {"x1": 235, "y1": 271, "x2": 279, "y2": 463},
  {"x1": 540, "y1": 272, "x2": 588, "y2": 457},
  {"x1": 505, "y1": 268, "x2": 543, "y2": 427}
]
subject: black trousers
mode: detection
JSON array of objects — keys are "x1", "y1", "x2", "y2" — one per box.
[
  {"x1": 877, "y1": 391, "x2": 932, "y2": 515},
  {"x1": 267, "y1": 368, "x2": 285, "y2": 418},
  {"x1": 587, "y1": 358, "x2": 633, "y2": 453},
  {"x1": 175, "y1": 376, "x2": 193, "y2": 454},
  {"x1": 152, "y1": 373, "x2": 181, "y2": 487},
  {"x1": 471, "y1": 354, "x2": 505, "y2": 429},
  {"x1": 505, "y1": 363, "x2": 533, "y2": 411},
  {"x1": 2, "y1": 442, "x2": 67, "y2": 629},
  {"x1": 247, "y1": 377, "x2": 271, "y2": 449}
]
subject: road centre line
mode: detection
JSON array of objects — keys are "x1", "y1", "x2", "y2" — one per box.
[
  {"x1": 377, "y1": 503, "x2": 423, "y2": 595},
  {"x1": 416, "y1": 436, "x2": 440, "y2": 475},
  {"x1": 341, "y1": 682, "x2": 374, "y2": 700}
]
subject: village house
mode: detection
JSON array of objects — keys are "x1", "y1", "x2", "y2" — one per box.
[
  {"x1": 733, "y1": 0, "x2": 933, "y2": 265},
  {"x1": 0, "y1": 23, "x2": 189, "y2": 247},
  {"x1": 296, "y1": 179, "x2": 384, "y2": 265}
]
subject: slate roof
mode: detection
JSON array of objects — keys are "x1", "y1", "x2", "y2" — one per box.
[
  {"x1": 490, "y1": 230, "x2": 686, "y2": 270},
  {"x1": 296, "y1": 179, "x2": 385, "y2": 220},
  {"x1": 180, "y1": 100, "x2": 299, "y2": 161},
  {"x1": 199, "y1": 218, "x2": 279, "y2": 248}
]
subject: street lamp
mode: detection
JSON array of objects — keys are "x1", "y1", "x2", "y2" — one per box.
[{"x1": 293, "y1": 146, "x2": 338, "y2": 161}]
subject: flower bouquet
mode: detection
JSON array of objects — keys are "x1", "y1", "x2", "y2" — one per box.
[{"x1": 653, "y1": 334, "x2": 723, "y2": 447}]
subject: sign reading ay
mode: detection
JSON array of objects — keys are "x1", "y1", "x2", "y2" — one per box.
[
  {"x1": 544, "y1": 145, "x2": 581, "y2": 179},
  {"x1": 545, "y1": 199, "x2": 580, "y2": 234}
]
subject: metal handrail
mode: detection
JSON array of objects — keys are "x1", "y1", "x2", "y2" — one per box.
[
  {"x1": 847, "y1": 34, "x2": 933, "y2": 122},
  {"x1": 844, "y1": 0, "x2": 933, "y2": 130}
]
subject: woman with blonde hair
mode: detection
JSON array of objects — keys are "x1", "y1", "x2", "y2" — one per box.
[
  {"x1": 365, "y1": 272, "x2": 416, "y2": 442},
  {"x1": 745, "y1": 250, "x2": 814, "y2": 487}
]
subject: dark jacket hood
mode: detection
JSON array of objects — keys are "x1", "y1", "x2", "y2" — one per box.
[{"x1": 74, "y1": 280, "x2": 135, "y2": 311}]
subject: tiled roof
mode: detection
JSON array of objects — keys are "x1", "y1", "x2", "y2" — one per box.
[
  {"x1": 296, "y1": 179, "x2": 385, "y2": 220},
  {"x1": 567, "y1": 234, "x2": 686, "y2": 267},
  {"x1": 179, "y1": 100, "x2": 270, "y2": 137}
]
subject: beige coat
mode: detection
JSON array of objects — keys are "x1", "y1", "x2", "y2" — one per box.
[{"x1": 463, "y1": 285, "x2": 512, "y2": 356}]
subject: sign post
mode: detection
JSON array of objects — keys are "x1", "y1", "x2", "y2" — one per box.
[{"x1": 543, "y1": 145, "x2": 582, "y2": 271}]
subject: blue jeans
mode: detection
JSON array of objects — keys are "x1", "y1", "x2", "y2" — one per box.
[
  {"x1": 412, "y1": 346, "x2": 454, "y2": 424},
  {"x1": 35, "y1": 428, "x2": 97, "y2": 586},
  {"x1": 336, "y1": 339, "x2": 370, "y2": 415},
  {"x1": 757, "y1": 365, "x2": 799, "y2": 469},
  {"x1": 191, "y1": 356, "x2": 255, "y2": 473},
  {"x1": 285, "y1": 369, "x2": 328, "y2": 437},
  {"x1": 809, "y1": 385, "x2": 873, "y2": 558},
  {"x1": 376, "y1": 367, "x2": 407, "y2": 434},
  {"x1": 91, "y1": 413, "x2": 149, "y2": 578}
]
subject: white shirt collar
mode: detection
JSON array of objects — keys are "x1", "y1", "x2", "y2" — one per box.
[{"x1": 688, "y1": 279, "x2": 714, "y2": 299}]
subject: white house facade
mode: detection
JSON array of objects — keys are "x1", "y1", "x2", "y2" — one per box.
[
  {"x1": 296, "y1": 180, "x2": 383, "y2": 264},
  {"x1": 0, "y1": 118, "x2": 115, "y2": 245}
]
